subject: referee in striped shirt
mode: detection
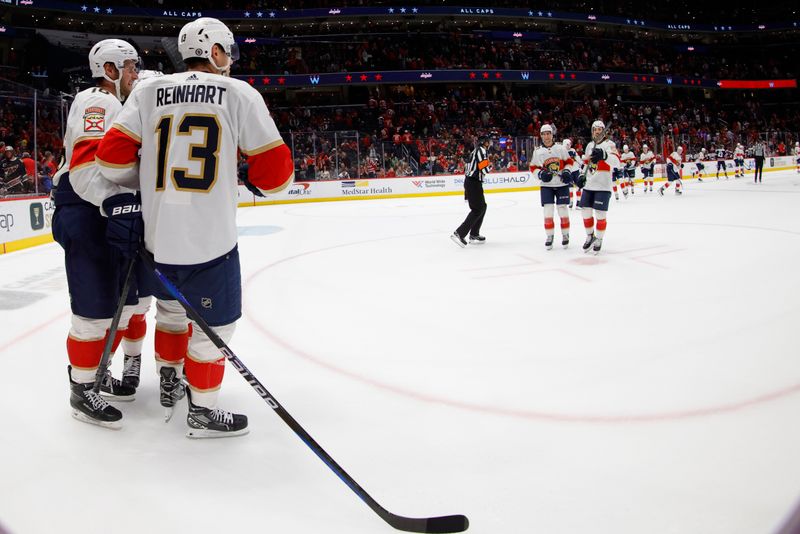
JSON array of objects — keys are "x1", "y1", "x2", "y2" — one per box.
[{"x1": 452, "y1": 135, "x2": 491, "y2": 247}]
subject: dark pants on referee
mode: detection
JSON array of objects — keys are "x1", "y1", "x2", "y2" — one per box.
[
  {"x1": 456, "y1": 176, "x2": 486, "y2": 239},
  {"x1": 754, "y1": 156, "x2": 765, "y2": 183}
]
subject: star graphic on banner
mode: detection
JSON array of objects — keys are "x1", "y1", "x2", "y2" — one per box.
[
  {"x1": 400, "y1": 7, "x2": 406, "y2": 13},
  {"x1": 412, "y1": 8, "x2": 418, "y2": 13},
  {"x1": 469, "y1": 72, "x2": 476, "y2": 79},
  {"x1": 81, "y1": 5, "x2": 87, "y2": 11},
  {"x1": 495, "y1": 72, "x2": 502, "y2": 79},
  {"x1": 244, "y1": 11, "x2": 250, "y2": 17},
  {"x1": 93, "y1": 6, "x2": 100, "y2": 12},
  {"x1": 256, "y1": 12, "x2": 263, "y2": 17},
  {"x1": 528, "y1": 10, "x2": 533, "y2": 15},
  {"x1": 359, "y1": 74, "x2": 368, "y2": 81},
  {"x1": 277, "y1": 77, "x2": 285, "y2": 85},
  {"x1": 106, "y1": 8, "x2": 112, "y2": 14},
  {"x1": 388, "y1": 8, "x2": 394, "y2": 13},
  {"x1": 269, "y1": 11, "x2": 276, "y2": 17},
  {"x1": 262, "y1": 77, "x2": 270, "y2": 85},
  {"x1": 375, "y1": 74, "x2": 383, "y2": 81},
  {"x1": 482, "y1": 72, "x2": 489, "y2": 79},
  {"x1": 345, "y1": 74, "x2": 352, "y2": 82},
  {"x1": 247, "y1": 78, "x2": 255, "y2": 85}
]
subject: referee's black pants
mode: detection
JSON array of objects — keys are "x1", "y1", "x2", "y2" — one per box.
[
  {"x1": 456, "y1": 177, "x2": 486, "y2": 239},
  {"x1": 754, "y1": 156, "x2": 765, "y2": 182}
]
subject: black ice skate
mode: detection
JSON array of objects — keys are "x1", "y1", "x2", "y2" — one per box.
[
  {"x1": 562, "y1": 234, "x2": 569, "y2": 248},
  {"x1": 186, "y1": 390, "x2": 248, "y2": 439},
  {"x1": 69, "y1": 367, "x2": 122, "y2": 430},
  {"x1": 99, "y1": 370, "x2": 136, "y2": 401},
  {"x1": 545, "y1": 235, "x2": 554, "y2": 250},
  {"x1": 592, "y1": 237, "x2": 603, "y2": 255},
  {"x1": 160, "y1": 366, "x2": 187, "y2": 422},
  {"x1": 450, "y1": 232, "x2": 467, "y2": 248},
  {"x1": 122, "y1": 353, "x2": 141, "y2": 389},
  {"x1": 469, "y1": 234, "x2": 486, "y2": 244},
  {"x1": 582, "y1": 233, "x2": 595, "y2": 253},
  {"x1": 658, "y1": 186, "x2": 665, "y2": 196},
  {"x1": 675, "y1": 189, "x2": 683, "y2": 195}
]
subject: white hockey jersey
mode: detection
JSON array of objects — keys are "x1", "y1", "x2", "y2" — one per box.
[
  {"x1": 530, "y1": 143, "x2": 573, "y2": 187},
  {"x1": 582, "y1": 139, "x2": 621, "y2": 192},
  {"x1": 620, "y1": 150, "x2": 636, "y2": 170},
  {"x1": 96, "y1": 71, "x2": 294, "y2": 265},
  {"x1": 667, "y1": 150, "x2": 683, "y2": 172},
  {"x1": 54, "y1": 86, "x2": 132, "y2": 206},
  {"x1": 639, "y1": 149, "x2": 656, "y2": 168},
  {"x1": 734, "y1": 146, "x2": 745, "y2": 159}
]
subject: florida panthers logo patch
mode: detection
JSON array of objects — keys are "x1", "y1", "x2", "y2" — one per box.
[
  {"x1": 543, "y1": 157, "x2": 561, "y2": 173},
  {"x1": 83, "y1": 107, "x2": 106, "y2": 132}
]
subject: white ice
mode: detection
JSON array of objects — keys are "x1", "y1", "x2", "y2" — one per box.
[{"x1": 2, "y1": 172, "x2": 800, "y2": 534}]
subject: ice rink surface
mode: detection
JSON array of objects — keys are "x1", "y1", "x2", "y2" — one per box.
[{"x1": 2, "y1": 171, "x2": 800, "y2": 534}]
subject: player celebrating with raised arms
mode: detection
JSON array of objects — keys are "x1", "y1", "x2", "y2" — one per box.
[
  {"x1": 576, "y1": 120, "x2": 620, "y2": 254},
  {"x1": 96, "y1": 17, "x2": 294, "y2": 438},
  {"x1": 531, "y1": 124, "x2": 573, "y2": 249}
]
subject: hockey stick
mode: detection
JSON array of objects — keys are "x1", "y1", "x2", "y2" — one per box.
[
  {"x1": 92, "y1": 258, "x2": 137, "y2": 394},
  {"x1": 138, "y1": 249, "x2": 469, "y2": 534}
]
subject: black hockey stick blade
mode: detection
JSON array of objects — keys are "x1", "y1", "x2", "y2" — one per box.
[
  {"x1": 92, "y1": 257, "x2": 136, "y2": 394},
  {"x1": 140, "y1": 250, "x2": 469, "y2": 533},
  {"x1": 383, "y1": 512, "x2": 469, "y2": 533}
]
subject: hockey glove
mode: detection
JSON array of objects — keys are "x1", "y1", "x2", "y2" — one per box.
[
  {"x1": 575, "y1": 172, "x2": 587, "y2": 189},
  {"x1": 560, "y1": 169, "x2": 573, "y2": 185},
  {"x1": 102, "y1": 193, "x2": 143, "y2": 259},
  {"x1": 590, "y1": 148, "x2": 606, "y2": 163},
  {"x1": 238, "y1": 163, "x2": 265, "y2": 198},
  {"x1": 539, "y1": 169, "x2": 553, "y2": 183}
]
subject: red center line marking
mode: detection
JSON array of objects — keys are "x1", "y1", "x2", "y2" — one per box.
[{"x1": 0, "y1": 310, "x2": 69, "y2": 354}]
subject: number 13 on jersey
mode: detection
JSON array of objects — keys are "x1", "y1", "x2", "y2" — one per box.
[{"x1": 155, "y1": 113, "x2": 221, "y2": 193}]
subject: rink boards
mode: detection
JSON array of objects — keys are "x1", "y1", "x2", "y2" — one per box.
[{"x1": 1, "y1": 155, "x2": 796, "y2": 254}]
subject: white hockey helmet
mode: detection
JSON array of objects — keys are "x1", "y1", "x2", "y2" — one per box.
[
  {"x1": 562, "y1": 138, "x2": 572, "y2": 149},
  {"x1": 608, "y1": 140, "x2": 616, "y2": 149},
  {"x1": 701, "y1": 147, "x2": 706, "y2": 152},
  {"x1": 540, "y1": 124, "x2": 554, "y2": 135},
  {"x1": 677, "y1": 146, "x2": 683, "y2": 153},
  {"x1": 88, "y1": 39, "x2": 140, "y2": 100},
  {"x1": 89, "y1": 39, "x2": 139, "y2": 78},
  {"x1": 591, "y1": 120, "x2": 605, "y2": 131},
  {"x1": 642, "y1": 143, "x2": 648, "y2": 150},
  {"x1": 178, "y1": 17, "x2": 239, "y2": 75},
  {"x1": 623, "y1": 144, "x2": 629, "y2": 152}
]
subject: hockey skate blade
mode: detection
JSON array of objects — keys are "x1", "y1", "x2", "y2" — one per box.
[
  {"x1": 99, "y1": 393, "x2": 135, "y2": 402},
  {"x1": 186, "y1": 427, "x2": 250, "y2": 439},
  {"x1": 164, "y1": 407, "x2": 175, "y2": 423},
  {"x1": 71, "y1": 410, "x2": 122, "y2": 430}
]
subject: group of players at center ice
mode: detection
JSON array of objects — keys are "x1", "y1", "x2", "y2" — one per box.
[{"x1": 452, "y1": 120, "x2": 688, "y2": 255}]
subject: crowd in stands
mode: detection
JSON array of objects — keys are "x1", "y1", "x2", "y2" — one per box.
[
  {"x1": 238, "y1": 31, "x2": 795, "y2": 82},
  {"x1": 275, "y1": 86, "x2": 800, "y2": 180}
]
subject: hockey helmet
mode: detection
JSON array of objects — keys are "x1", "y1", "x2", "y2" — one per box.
[
  {"x1": 89, "y1": 39, "x2": 140, "y2": 78},
  {"x1": 623, "y1": 144, "x2": 629, "y2": 152},
  {"x1": 179, "y1": 18, "x2": 239, "y2": 74},
  {"x1": 562, "y1": 139, "x2": 572, "y2": 149}
]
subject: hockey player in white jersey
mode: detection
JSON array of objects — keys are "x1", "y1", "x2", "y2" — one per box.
[
  {"x1": 734, "y1": 143, "x2": 745, "y2": 178},
  {"x1": 795, "y1": 142, "x2": 800, "y2": 173},
  {"x1": 531, "y1": 125, "x2": 573, "y2": 249},
  {"x1": 660, "y1": 146, "x2": 684, "y2": 196},
  {"x1": 639, "y1": 144, "x2": 656, "y2": 192},
  {"x1": 576, "y1": 120, "x2": 620, "y2": 254},
  {"x1": 692, "y1": 148, "x2": 707, "y2": 182},
  {"x1": 620, "y1": 144, "x2": 636, "y2": 196},
  {"x1": 97, "y1": 18, "x2": 294, "y2": 438},
  {"x1": 51, "y1": 39, "x2": 141, "y2": 429}
]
